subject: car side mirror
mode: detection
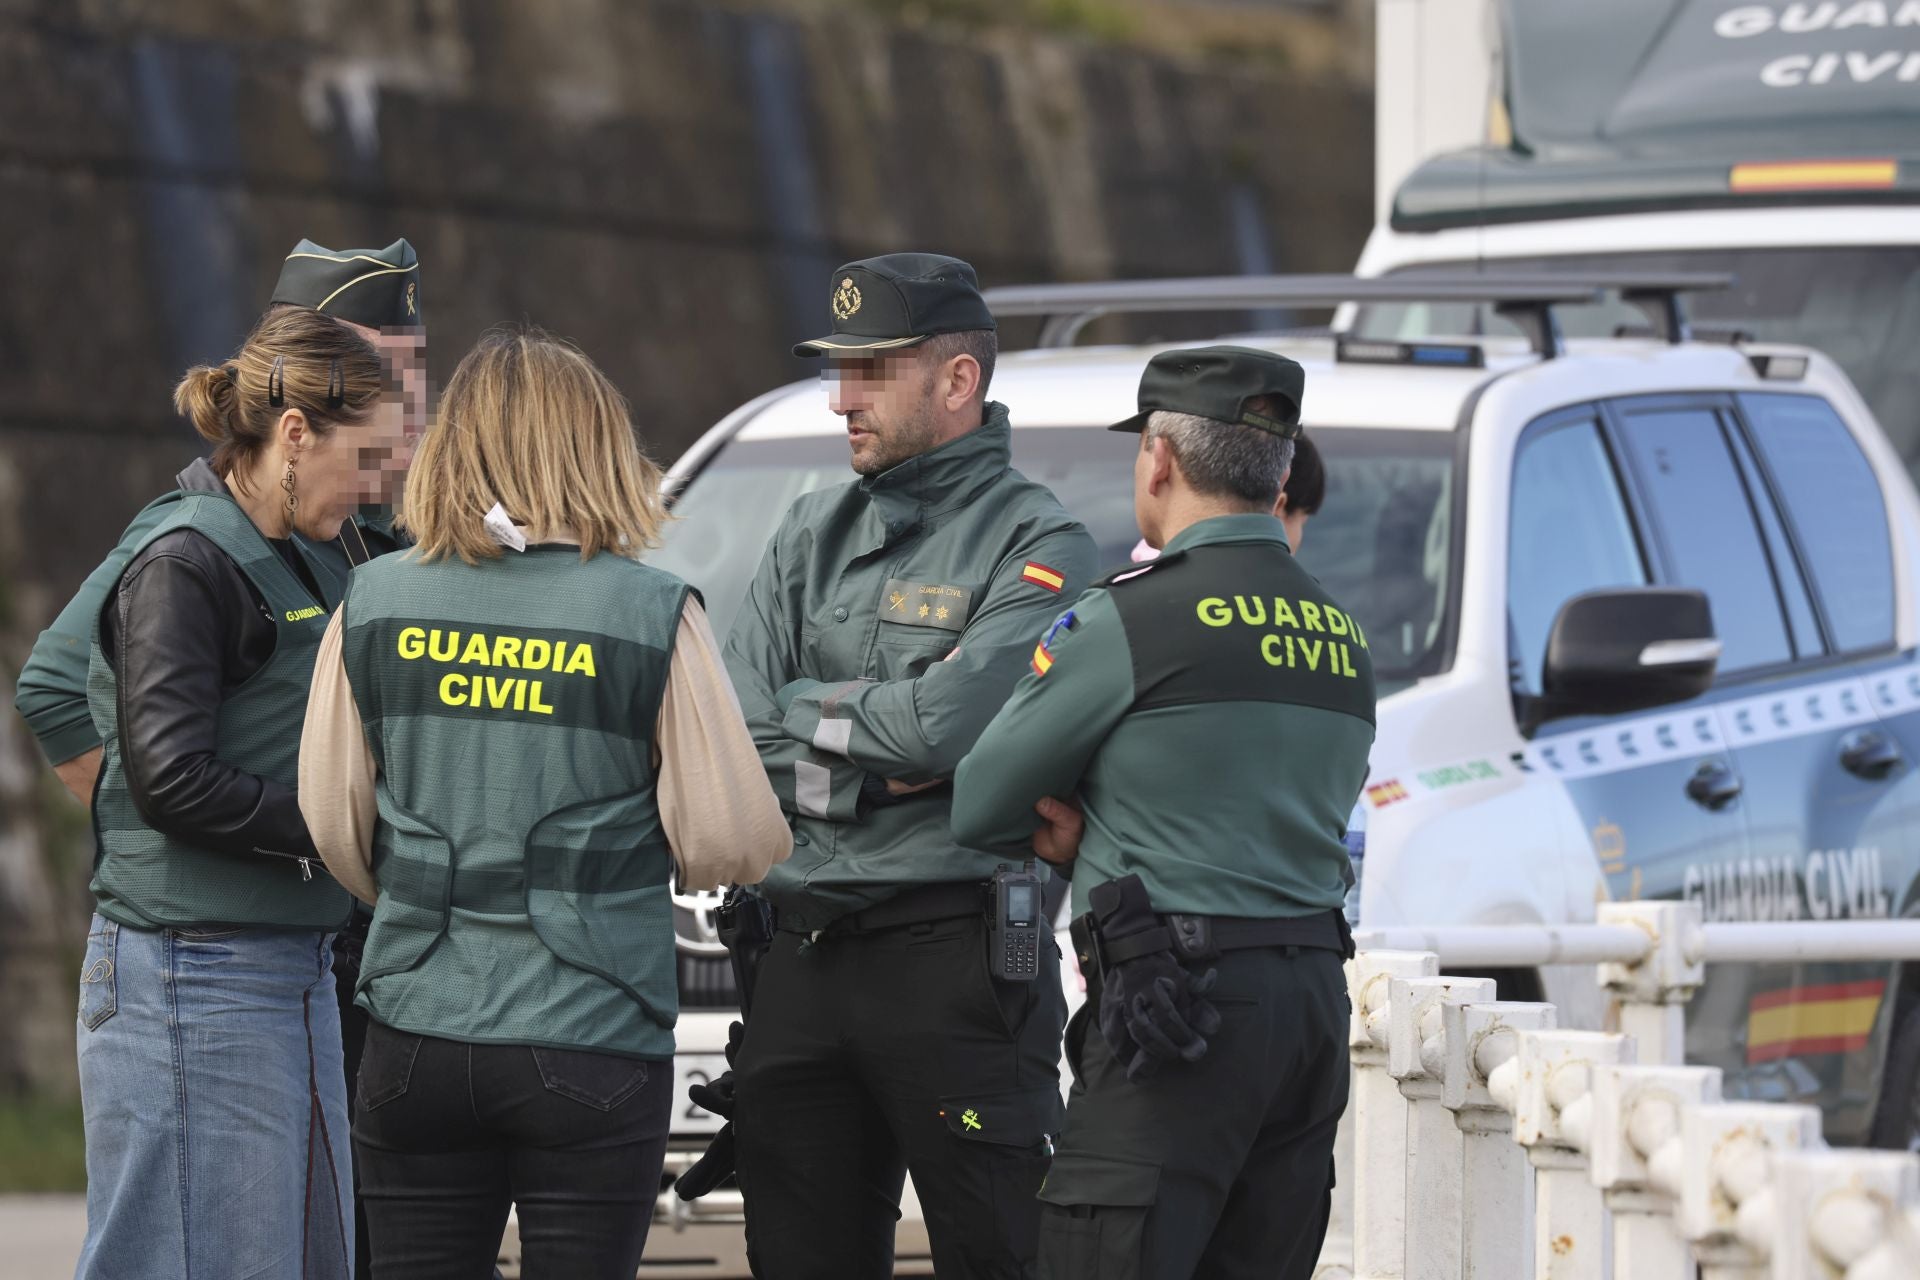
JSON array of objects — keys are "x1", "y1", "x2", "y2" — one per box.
[{"x1": 1521, "y1": 588, "x2": 1719, "y2": 735}]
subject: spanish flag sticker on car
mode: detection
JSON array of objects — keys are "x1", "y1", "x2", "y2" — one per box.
[{"x1": 1021, "y1": 561, "x2": 1065, "y2": 593}]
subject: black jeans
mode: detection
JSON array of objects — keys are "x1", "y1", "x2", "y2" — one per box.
[
  {"x1": 733, "y1": 913, "x2": 1067, "y2": 1280},
  {"x1": 353, "y1": 1020, "x2": 673, "y2": 1280}
]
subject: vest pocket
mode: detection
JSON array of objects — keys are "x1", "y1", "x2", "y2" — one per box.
[
  {"x1": 530, "y1": 1046, "x2": 650, "y2": 1111},
  {"x1": 78, "y1": 920, "x2": 119, "y2": 1032}
]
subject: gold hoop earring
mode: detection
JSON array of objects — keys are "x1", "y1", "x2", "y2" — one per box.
[{"x1": 282, "y1": 458, "x2": 299, "y2": 533}]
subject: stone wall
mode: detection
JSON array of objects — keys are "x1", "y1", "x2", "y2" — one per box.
[{"x1": 0, "y1": 0, "x2": 1373, "y2": 1094}]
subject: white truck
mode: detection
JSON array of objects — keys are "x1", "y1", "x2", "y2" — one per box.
[{"x1": 1364, "y1": 0, "x2": 1920, "y2": 478}]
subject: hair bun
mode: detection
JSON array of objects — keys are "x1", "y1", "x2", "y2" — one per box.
[{"x1": 175, "y1": 364, "x2": 239, "y2": 445}]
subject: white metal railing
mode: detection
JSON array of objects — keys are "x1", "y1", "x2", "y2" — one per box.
[{"x1": 1326, "y1": 902, "x2": 1920, "y2": 1280}]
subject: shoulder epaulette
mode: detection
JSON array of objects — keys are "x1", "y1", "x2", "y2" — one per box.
[{"x1": 1094, "y1": 549, "x2": 1187, "y2": 588}]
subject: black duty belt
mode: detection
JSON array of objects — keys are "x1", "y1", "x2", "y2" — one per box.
[
  {"x1": 784, "y1": 882, "x2": 988, "y2": 939},
  {"x1": 1075, "y1": 907, "x2": 1352, "y2": 973}
]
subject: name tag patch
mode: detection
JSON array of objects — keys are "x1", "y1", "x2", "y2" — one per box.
[{"x1": 881, "y1": 578, "x2": 973, "y2": 632}]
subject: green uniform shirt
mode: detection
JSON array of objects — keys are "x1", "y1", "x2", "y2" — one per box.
[
  {"x1": 723, "y1": 403, "x2": 1098, "y2": 932},
  {"x1": 952, "y1": 514, "x2": 1377, "y2": 919},
  {"x1": 15, "y1": 460, "x2": 400, "y2": 766}
]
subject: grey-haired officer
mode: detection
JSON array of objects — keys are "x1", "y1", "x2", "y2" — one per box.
[
  {"x1": 718, "y1": 253, "x2": 1098, "y2": 1278},
  {"x1": 953, "y1": 347, "x2": 1377, "y2": 1280},
  {"x1": 11, "y1": 236, "x2": 424, "y2": 1280}
]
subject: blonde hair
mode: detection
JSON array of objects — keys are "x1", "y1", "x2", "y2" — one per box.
[
  {"x1": 173, "y1": 307, "x2": 384, "y2": 488},
  {"x1": 402, "y1": 326, "x2": 666, "y2": 563}
]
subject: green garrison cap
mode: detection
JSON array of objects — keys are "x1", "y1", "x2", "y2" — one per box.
[
  {"x1": 793, "y1": 252, "x2": 996, "y2": 357},
  {"x1": 271, "y1": 239, "x2": 422, "y2": 330},
  {"x1": 1110, "y1": 345, "x2": 1304, "y2": 439}
]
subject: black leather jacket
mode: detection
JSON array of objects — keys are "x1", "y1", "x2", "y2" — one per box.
[{"x1": 99, "y1": 461, "x2": 336, "y2": 862}]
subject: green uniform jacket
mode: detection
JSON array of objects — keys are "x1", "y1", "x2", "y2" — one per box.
[
  {"x1": 15, "y1": 458, "x2": 402, "y2": 766},
  {"x1": 723, "y1": 403, "x2": 1098, "y2": 932},
  {"x1": 952, "y1": 514, "x2": 1377, "y2": 919}
]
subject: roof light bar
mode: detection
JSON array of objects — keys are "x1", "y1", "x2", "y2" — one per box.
[{"x1": 1336, "y1": 337, "x2": 1486, "y2": 369}]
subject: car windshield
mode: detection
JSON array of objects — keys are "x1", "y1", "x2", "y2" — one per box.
[
  {"x1": 648, "y1": 425, "x2": 1457, "y2": 696},
  {"x1": 1352, "y1": 249, "x2": 1920, "y2": 479}
]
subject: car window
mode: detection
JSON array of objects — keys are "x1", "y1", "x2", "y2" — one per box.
[
  {"x1": 648, "y1": 425, "x2": 1460, "y2": 695},
  {"x1": 1741, "y1": 393, "x2": 1896, "y2": 655},
  {"x1": 1508, "y1": 414, "x2": 1648, "y2": 694},
  {"x1": 1725, "y1": 423, "x2": 1823, "y2": 661},
  {"x1": 1612, "y1": 404, "x2": 1791, "y2": 674}
]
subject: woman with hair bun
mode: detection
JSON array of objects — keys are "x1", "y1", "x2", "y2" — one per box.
[{"x1": 74, "y1": 304, "x2": 390, "y2": 1280}]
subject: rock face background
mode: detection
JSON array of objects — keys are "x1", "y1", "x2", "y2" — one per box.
[{"x1": 0, "y1": 0, "x2": 1373, "y2": 1098}]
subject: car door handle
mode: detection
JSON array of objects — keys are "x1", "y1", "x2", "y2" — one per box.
[
  {"x1": 1686, "y1": 760, "x2": 1743, "y2": 810},
  {"x1": 1840, "y1": 729, "x2": 1904, "y2": 780}
]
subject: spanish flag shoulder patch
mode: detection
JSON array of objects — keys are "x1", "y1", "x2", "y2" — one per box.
[
  {"x1": 1020, "y1": 561, "x2": 1065, "y2": 593},
  {"x1": 1031, "y1": 610, "x2": 1075, "y2": 677}
]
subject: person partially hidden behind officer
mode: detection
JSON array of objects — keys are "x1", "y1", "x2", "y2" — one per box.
[
  {"x1": 11, "y1": 237, "x2": 426, "y2": 1280},
  {"x1": 716, "y1": 253, "x2": 1098, "y2": 1279},
  {"x1": 953, "y1": 346, "x2": 1378, "y2": 1280}
]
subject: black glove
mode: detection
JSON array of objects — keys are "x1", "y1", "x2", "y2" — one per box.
[
  {"x1": 674, "y1": 1021, "x2": 745, "y2": 1201},
  {"x1": 1097, "y1": 952, "x2": 1221, "y2": 1081},
  {"x1": 1088, "y1": 875, "x2": 1221, "y2": 1082}
]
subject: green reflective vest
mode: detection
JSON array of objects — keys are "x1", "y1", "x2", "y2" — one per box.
[
  {"x1": 88, "y1": 492, "x2": 350, "y2": 930},
  {"x1": 343, "y1": 545, "x2": 690, "y2": 1058}
]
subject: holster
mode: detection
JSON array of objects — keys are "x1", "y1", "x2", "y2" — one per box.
[{"x1": 717, "y1": 888, "x2": 776, "y2": 1019}]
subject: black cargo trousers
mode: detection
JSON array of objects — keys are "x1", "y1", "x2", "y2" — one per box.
[
  {"x1": 733, "y1": 910, "x2": 1068, "y2": 1279},
  {"x1": 1037, "y1": 945, "x2": 1350, "y2": 1280}
]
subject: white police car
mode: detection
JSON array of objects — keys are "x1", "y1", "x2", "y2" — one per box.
[{"x1": 510, "y1": 273, "x2": 1920, "y2": 1277}]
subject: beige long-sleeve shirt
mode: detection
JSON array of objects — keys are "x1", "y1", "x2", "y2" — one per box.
[{"x1": 299, "y1": 594, "x2": 790, "y2": 905}]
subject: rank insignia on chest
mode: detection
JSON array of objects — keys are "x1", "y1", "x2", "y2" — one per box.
[
  {"x1": 880, "y1": 578, "x2": 973, "y2": 632},
  {"x1": 1020, "y1": 561, "x2": 1066, "y2": 593}
]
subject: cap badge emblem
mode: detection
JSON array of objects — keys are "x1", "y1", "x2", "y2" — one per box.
[
  {"x1": 405, "y1": 281, "x2": 417, "y2": 317},
  {"x1": 832, "y1": 276, "x2": 862, "y2": 321}
]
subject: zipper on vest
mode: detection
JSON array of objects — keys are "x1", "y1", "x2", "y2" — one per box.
[{"x1": 251, "y1": 847, "x2": 319, "y2": 880}]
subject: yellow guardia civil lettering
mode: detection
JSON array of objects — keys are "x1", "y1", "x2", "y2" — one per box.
[
  {"x1": 1197, "y1": 596, "x2": 1368, "y2": 678},
  {"x1": 285, "y1": 606, "x2": 325, "y2": 623},
  {"x1": 396, "y1": 626, "x2": 598, "y2": 716}
]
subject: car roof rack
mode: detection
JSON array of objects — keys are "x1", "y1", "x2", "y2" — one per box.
[{"x1": 982, "y1": 271, "x2": 1732, "y2": 359}]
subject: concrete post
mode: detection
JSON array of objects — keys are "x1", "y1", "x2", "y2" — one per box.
[
  {"x1": 1596, "y1": 902, "x2": 1704, "y2": 1066},
  {"x1": 1388, "y1": 974, "x2": 1495, "y2": 1280},
  {"x1": 1769, "y1": 1149, "x2": 1920, "y2": 1280},
  {"x1": 1510, "y1": 1029, "x2": 1634, "y2": 1280},
  {"x1": 1348, "y1": 950, "x2": 1439, "y2": 1280},
  {"x1": 1440, "y1": 1000, "x2": 1554, "y2": 1280},
  {"x1": 1588, "y1": 1063, "x2": 1721, "y2": 1280},
  {"x1": 1670, "y1": 1102, "x2": 1822, "y2": 1280}
]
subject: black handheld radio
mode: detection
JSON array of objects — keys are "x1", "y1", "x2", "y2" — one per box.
[{"x1": 988, "y1": 861, "x2": 1044, "y2": 982}]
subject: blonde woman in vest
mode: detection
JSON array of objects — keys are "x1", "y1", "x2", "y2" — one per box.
[
  {"x1": 76, "y1": 307, "x2": 391, "y2": 1280},
  {"x1": 300, "y1": 326, "x2": 790, "y2": 1279}
]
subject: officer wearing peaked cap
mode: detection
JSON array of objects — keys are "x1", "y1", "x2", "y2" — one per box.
[
  {"x1": 953, "y1": 346, "x2": 1377, "y2": 1280},
  {"x1": 713, "y1": 253, "x2": 1098, "y2": 1278}
]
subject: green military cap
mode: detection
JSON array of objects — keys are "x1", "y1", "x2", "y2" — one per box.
[
  {"x1": 271, "y1": 238, "x2": 422, "y2": 330},
  {"x1": 792, "y1": 252, "x2": 996, "y2": 357},
  {"x1": 1110, "y1": 344, "x2": 1304, "y2": 439}
]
